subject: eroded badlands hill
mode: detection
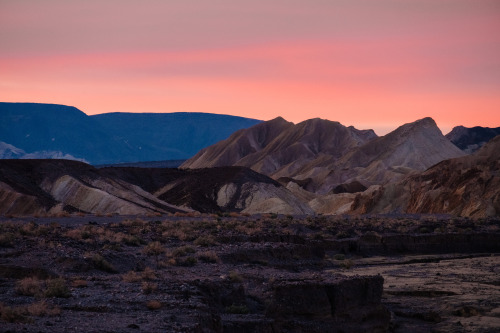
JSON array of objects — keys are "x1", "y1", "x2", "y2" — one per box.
[
  {"x1": 0, "y1": 160, "x2": 311, "y2": 216},
  {"x1": 181, "y1": 117, "x2": 377, "y2": 178},
  {"x1": 0, "y1": 160, "x2": 187, "y2": 216},
  {"x1": 298, "y1": 117, "x2": 465, "y2": 193},
  {"x1": 100, "y1": 166, "x2": 312, "y2": 215},
  {"x1": 351, "y1": 135, "x2": 500, "y2": 217},
  {"x1": 183, "y1": 117, "x2": 465, "y2": 194}
]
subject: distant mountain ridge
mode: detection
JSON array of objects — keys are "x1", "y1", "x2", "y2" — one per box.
[
  {"x1": 0, "y1": 102, "x2": 261, "y2": 164},
  {"x1": 446, "y1": 125, "x2": 500, "y2": 153}
]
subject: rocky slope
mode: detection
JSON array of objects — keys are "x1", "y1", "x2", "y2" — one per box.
[
  {"x1": 102, "y1": 166, "x2": 313, "y2": 215},
  {"x1": 0, "y1": 160, "x2": 187, "y2": 216},
  {"x1": 446, "y1": 125, "x2": 500, "y2": 153},
  {"x1": 298, "y1": 117, "x2": 466, "y2": 193},
  {"x1": 350, "y1": 135, "x2": 500, "y2": 217},
  {"x1": 0, "y1": 160, "x2": 312, "y2": 216},
  {"x1": 184, "y1": 117, "x2": 465, "y2": 195},
  {"x1": 181, "y1": 117, "x2": 377, "y2": 179},
  {"x1": 403, "y1": 134, "x2": 500, "y2": 217},
  {"x1": 0, "y1": 102, "x2": 260, "y2": 164}
]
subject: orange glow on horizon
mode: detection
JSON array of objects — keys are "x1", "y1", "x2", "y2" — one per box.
[
  {"x1": 3, "y1": 68, "x2": 499, "y2": 136},
  {"x1": 2, "y1": 40, "x2": 500, "y2": 136},
  {"x1": 2, "y1": 1, "x2": 499, "y2": 136}
]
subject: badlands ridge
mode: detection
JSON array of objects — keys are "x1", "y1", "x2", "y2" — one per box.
[{"x1": 1, "y1": 116, "x2": 499, "y2": 217}]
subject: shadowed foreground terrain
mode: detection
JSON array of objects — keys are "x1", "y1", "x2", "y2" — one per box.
[{"x1": 1, "y1": 214, "x2": 499, "y2": 332}]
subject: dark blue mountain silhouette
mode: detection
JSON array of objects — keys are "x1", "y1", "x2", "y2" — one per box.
[
  {"x1": 446, "y1": 125, "x2": 500, "y2": 153},
  {"x1": 0, "y1": 102, "x2": 261, "y2": 164}
]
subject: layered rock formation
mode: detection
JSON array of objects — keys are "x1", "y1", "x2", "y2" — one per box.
[
  {"x1": 101, "y1": 166, "x2": 313, "y2": 215},
  {"x1": 0, "y1": 160, "x2": 187, "y2": 216},
  {"x1": 301, "y1": 117, "x2": 465, "y2": 193},
  {"x1": 0, "y1": 160, "x2": 311, "y2": 216},
  {"x1": 182, "y1": 117, "x2": 378, "y2": 190},
  {"x1": 350, "y1": 135, "x2": 500, "y2": 217},
  {"x1": 183, "y1": 117, "x2": 465, "y2": 195},
  {"x1": 1, "y1": 115, "x2": 498, "y2": 217},
  {"x1": 402, "y1": 134, "x2": 500, "y2": 217}
]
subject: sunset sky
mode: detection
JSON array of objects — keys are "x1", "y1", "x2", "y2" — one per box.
[{"x1": 1, "y1": 0, "x2": 499, "y2": 135}]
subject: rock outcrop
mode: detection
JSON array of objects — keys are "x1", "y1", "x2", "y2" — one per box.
[
  {"x1": 266, "y1": 276, "x2": 390, "y2": 332},
  {"x1": 402, "y1": 134, "x2": 500, "y2": 217}
]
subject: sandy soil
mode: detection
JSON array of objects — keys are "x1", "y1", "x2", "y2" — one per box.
[{"x1": 340, "y1": 254, "x2": 500, "y2": 332}]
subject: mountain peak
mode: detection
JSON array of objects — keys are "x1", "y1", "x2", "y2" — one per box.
[
  {"x1": 390, "y1": 117, "x2": 441, "y2": 139},
  {"x1": 182, "y1": 116, "x2": 377, "y2": 176},
  {"x1": 409, "y1": 117, "x2": 437, "y2": 128},
  {"x1": 268, "y1": 116, "x2": 289, "y2": 123}
]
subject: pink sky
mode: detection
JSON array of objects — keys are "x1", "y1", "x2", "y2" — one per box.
[{"x1": 1, "y1": 0, "x2": 499, "y2": 135}]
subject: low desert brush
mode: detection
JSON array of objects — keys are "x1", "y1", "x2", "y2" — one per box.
[
  {"x1": 229, "y1": 271, "x2": 243, "y2": 283},
  {"x1": 44, "y1": 278, "x2": 71, "y2": 298},
  {"x1": 193, "y1": 235, "x2": 216, "y2": 247},
  {"x1": 171, "y1": 245, "x2": 196, "y2": 257},
  {"x1": 141, "y1": 282, "x2": 158, "y2": 294},
  {"x1": 122, "y1": 271, "x2": 142, "y2": 283},
  {"x1": 225, "y1": 303, "x2": 249, "y2": 314},
  {"x1": 16, "y1": 277, "x2": 71, "y2": 298},
  {"x1": 91, "y1": 253, "x2": 117, "y2": 273},
  {"x1": 71, "y1": 279, "x2": 88, "y2": 288},
  {"x1": 26, "y1": 300, "x2": 61, "y2": 317},
  {"x1": 0, "y1": 304, "x2": 27, "y2": 323},
  {"x1": 16, "y1": 277, "x2": 43, "y2": 297},
  {"x1": 339, "y1": 259, "x2": 354, "y2": 269},
  {"x1": 141, "y1": 267, "x2": 157, "y2": 280},
  {"x1": 146, "y1": 300, "x2": 162, "y2": 310},
  {"x1": 144, "y1": 241, "x2": 165, "y2": 268},
  {"x1": 197, "y1": 250, "x2": 219, "y2": 263}
]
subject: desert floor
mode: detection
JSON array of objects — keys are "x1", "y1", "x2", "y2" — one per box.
[{"x1": 0, "y1": 214, "x2": 499, "y2": 332}]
